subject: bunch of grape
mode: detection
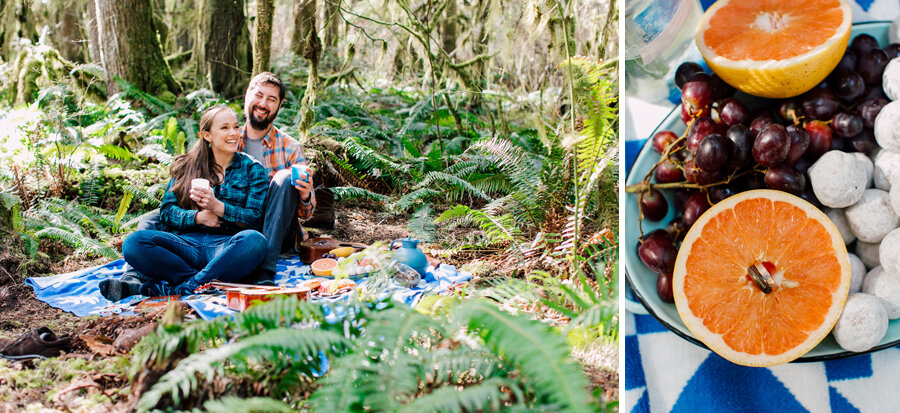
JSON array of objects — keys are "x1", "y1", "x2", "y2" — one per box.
[{"x1": 634, "y1": 33, "x2": 900, "y2": 303}]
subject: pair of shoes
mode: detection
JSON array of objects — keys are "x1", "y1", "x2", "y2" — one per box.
[
  {"x1": 99, "y1": 277, "x2": 143, "y2": 301},
  {"x1": 303, "y1": 186, "x2": 335, "y2": 230},
  {"x1": 0, "y1": 327, "x2": 72, "y2": 359}
]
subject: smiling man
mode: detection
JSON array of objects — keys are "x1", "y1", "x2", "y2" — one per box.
[{"x1": 239, "y1": 72, "x2": 316, "y2": 283}]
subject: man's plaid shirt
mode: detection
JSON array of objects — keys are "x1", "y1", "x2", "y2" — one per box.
[{"x1": 238, "y1": 125, "x2": 316, "y2": 237}]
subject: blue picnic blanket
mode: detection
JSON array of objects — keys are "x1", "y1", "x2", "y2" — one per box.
[{"x1": 25, "y1": 256, "x2": 471, "y2": 320}]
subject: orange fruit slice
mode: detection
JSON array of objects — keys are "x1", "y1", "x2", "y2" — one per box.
[
  {"x1": 673, "y1": 190, "x2": 851, "y2": 366},
  {"x1": 311, "y1": 258, "x2": 338, "y2": 276},
  {"x1": 695, "y1": 0, "x2": 852, "y2": 98}
]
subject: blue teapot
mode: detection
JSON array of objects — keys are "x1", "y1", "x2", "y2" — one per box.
[{"x1": 391, "y1": 236, "x2": 428, "y2": 277}]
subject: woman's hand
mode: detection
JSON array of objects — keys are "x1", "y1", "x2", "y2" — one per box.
[
  {"x1": 195, "y1": 209, "x2": 220, "y2": 227},
  {"x1": 294, "y1": 175, "x2": 314, "y2": 203},
  {"x1": 190, "y1": 186, "x2": 225, "y2": 216}
]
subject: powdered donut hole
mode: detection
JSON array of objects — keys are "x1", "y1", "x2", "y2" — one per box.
[{"x1": 832, "y1": 293, "x2": 889, "y2": 352}]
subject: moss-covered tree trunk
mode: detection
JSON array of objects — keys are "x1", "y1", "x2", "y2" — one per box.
[
  {"x1": 1, "y1": 0, "x2": 37, "y2": 59},
  {"x1": 92, "y1": 0, "x2": 181, "y2": 98},
  {"x1": 323, "y1": 0, "x2": 340, "y2": 50},
  {"x1": 291, "y1": 0, "x2": 316, "y2": 55},
  {"x1": 86, "y1": 0, "x2": 101, "y2": 64},
  {"x1": 440, "y1": 0, "x2": 458, "y2": 55},
  {"x1": 50, "y1": 5, "x2": 87, "y2": 63},
  {"x1": 252, "y1": 0, "x2": 273, "y2": 76},
  {"x1": 197, "y1": 0, "x2": 251, "y2": 100}
]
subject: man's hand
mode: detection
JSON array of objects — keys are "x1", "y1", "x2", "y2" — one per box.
[
  {"x1": 190, "y1": 186, "x2": 225, "y2": 216},
  {"x1": 195, "y1": 209, "x2": 220, "y2": 228},
  {"x1": 294, "y1": 175, "x2": 314, "y2": 202}
]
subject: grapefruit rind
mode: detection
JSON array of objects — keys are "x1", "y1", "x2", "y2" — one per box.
[
  {"x1": 673, "y1": 190, "x2": 851, "y2": 367},
  {"x1": 694, "y1": 0, "x2": 852, "y2": 99}
]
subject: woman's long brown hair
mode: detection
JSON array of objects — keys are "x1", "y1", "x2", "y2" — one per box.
[{"x1": 169, "y1": 104, "x2": 234, "y2": 209}]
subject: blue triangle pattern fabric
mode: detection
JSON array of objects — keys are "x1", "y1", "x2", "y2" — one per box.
[
  {"x1": 626, "y1": 334, "x2": 647, "y2": 390},
  {"x1": 829, "y1": 386, "x2": 862, "y2": 413},
  {"x1": 631, "y1": 389, "x2": 651, "y2": 413},
  {"x1": 855, "y1": 0, "x2": 874, "y2": 11},
  {"x1": 635, "y1": 313, "x2": 669, "y2": 334},
  {"x1": 825, "y1": 355, "x2": 873, "y2": 382},
  {"x1": 670, "y1": 355, "x2": 810, "y2": 413}
]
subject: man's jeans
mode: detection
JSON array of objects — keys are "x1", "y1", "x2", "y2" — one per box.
[
  {"x1": 258, "y1": 169, "x2": 303, "y2": 274},
  {"x1": 122, "y1": 229, "x2": 266, "y2": 287}
]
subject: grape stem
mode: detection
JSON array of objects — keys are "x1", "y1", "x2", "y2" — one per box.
[{"x1": 625, "y1": 168, "x2": 755, "y2": 193}]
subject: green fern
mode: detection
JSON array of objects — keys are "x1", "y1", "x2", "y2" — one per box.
[
  {"x1": 330, "y1": 186, "x2": 390, "y2": 203},
  {"x1": 113, "y1": 77, "x2": 175, "y2": 116},
  {"x1": 397, "y1": 377, "x2": 523, "y2": 413},
  {"x1": 407, "y1": 204, "x2": 436, "y2": 242},
  {"x1": 137, "y1": 328, "x2": 349, "y2": 411},
  {"x1": 452, "y1": 301, "x2": 597, "y2": 412},
  {"x1": 436, "y1": 205, "x2": 524, "y2": 248}
]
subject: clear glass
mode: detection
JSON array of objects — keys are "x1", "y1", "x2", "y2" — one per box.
[{"x1": 624, "y1": 0, "x2": 704, "y2": 103}]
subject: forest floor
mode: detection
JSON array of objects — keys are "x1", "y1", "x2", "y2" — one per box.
[{"x1": 0, "y1": 201, "x2": 617, "y2": 411}]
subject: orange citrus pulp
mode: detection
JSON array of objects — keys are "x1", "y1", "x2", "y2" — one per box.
[
  {"x1": 695, "y1": 0, "x2": 852, "y2": 98},
  {"x1": 673, "y1": 190, "x2": 851, "y2": 366}
]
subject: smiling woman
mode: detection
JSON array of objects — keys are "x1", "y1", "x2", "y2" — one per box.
[{"x1": 104, "y1": 104, "x2": 271, "y2": 298}]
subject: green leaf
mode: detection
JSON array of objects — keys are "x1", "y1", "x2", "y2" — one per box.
[{"x1": 115, "y1": 192, "x2": 134, "y2": 231}]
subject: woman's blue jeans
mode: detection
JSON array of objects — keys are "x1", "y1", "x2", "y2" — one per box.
[{"x1": 122, "y1": 229, "x2": 267, "y2": 287}]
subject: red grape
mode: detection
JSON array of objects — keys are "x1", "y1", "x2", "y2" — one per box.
[
  {"x1": 640, "y1": 189, "x2": 669, "y2": 221},
  {"x1": 857, "y1": 49, "x2": 889, "y2": 85},
  {"x1": 652, "y1": 130, "x2": 678, "y2": 154},
  {"x1": 785, "y1": 124, "x2": 810, "y2": 164},
  {"x1": 686, "y1": 117, "x2": 717, "y2": 153},
  {"x1": 801, "y1": 88, "x2": 839, "y2": 121},
  {"x1": 675, "y1": 62, "x2": 705, "y2": 90},
  {"x1": 712, "y1": 98, "x2": 749, "y2": 127},
  {"x1": 638, "y1": 233, "x2": 677, "y2": 274},
  {"x1": 753, "y1": 124, "x2": 791, "y2": 167},
  {"x1": 804, "y1": 120, "x2": 833, "y2": 160},
  {"x1": 764, "y1": 166, "x2": 806, "y2": 195},
  {"x1": 832, "y1": 111, "x2": 864, "y2": 138},
  {"x1": 682, "y1": 77, "x2": 714, "y2": 116},
  {"x1": 726, "y1": 124, "x2": 754, "y2": 167},
  {"x1": 657, "y1": 273, "x2": 675, "y2": 303},
  {"x1": 849, "y1": 128, "x2": 878, "y2": 154},
  {"x1": 696, "y1": 134, "x2": 732, "y2": 172},
  {"x1": 837, "y1": 51, "x2": 858, "y2": 72},
  {"x1": 885, "y1": 43, "x2": 900, "y2": 59},
  {"x1": 682, "y1": 191, "x2": 711, "y2": 228},
  {"x1": 830, "y1": 69, "x2": 865, "y2": 102},
  {"x1": 859, "y1": 98, "x2": 888, "y2": 128},
  {"x1": 683, "y1": 158, "x2": 723, "y2": 185},
  {"x1": 749, "y1": 113, "x2": 775, "y2": 137},
  {"x1": 655, "y1": 159, "x2": 684, "y2": 183},
  {"x1": 850, "y1": 34, "x2": 879, "y2": 57}
]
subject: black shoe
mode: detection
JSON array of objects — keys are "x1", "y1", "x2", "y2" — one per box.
[
  {"x1": 303, "y1": 187, "x2": 335, "y2": 230},
  {"x1": 99, "y1": 278, "x2": 142, "y2": 301}
]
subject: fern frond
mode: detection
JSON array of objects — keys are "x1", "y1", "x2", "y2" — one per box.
[
  {"x1": 418, "y1": 171, "x2": 490, "y2": 201},
  {"x1": 113, "y1": 77, "x2": 175, "y2": 116},
  {"x1": 452, "y1": 301, "x2": 597, "y2": 412},
  {"x1": 330, "y1": 186, "x2": 390, "y2": 203},
  {"x1": 436, "y1": 205, "x2": 524, "y2": 247},
  {"x1": 407, "y1": 204, "x2": 436, "y2": 243},
  {"x1": 137, "y1": 328, "x2": 349, "y2": 411},
  {"x1": 305, "y1": 352, "x2": 366, "y2": 411},
  {"x1": 398, "y1": 377, "x2": 523, "y2": 413},
  {"x1": 391, "y1": 188, "x2": 439, "y2": 212}
]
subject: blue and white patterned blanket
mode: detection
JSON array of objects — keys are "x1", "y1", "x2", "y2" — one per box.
[{"x1": 25, "y1": 257, "x2": 471, "y2": 320}]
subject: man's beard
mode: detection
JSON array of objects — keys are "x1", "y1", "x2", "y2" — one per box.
[{"x1": 247, "y1": 105, "x2": 277, "y2": 130}]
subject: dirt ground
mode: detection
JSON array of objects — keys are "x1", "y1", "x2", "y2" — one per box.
[{"x1": 0, "y1": 204, "x2": 619, "y2": 411}]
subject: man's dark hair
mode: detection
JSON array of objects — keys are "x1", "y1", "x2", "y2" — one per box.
[{"x1": 248, "y1": 72, "x2": 286, "y2": 102}]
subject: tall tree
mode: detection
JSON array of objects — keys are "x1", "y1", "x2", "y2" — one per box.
[
  {"x1": 322, "y1": 0, "x2": 340, "y2": 49},
  {"x1": 291, "y1": 0, "x2": 316, "y2": 55},
  {"x1": 50, "y1": 3, "x2": 87, "y2": 63},
  {"x1": 1, "y1": 0, "x2": 37, "y2": 58},
  {"x1": 440, "y1": 0, "x2": 458, "y2": 55},
  {"x1": 91, "y1": 0, "x2": 181, "y2": 98},
  {"x1": 197, "y1": 0, "x2": 251, "y2": 99},
  {"x1": 252, "y1": 0, "x2": 274, "y2": 75}
]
